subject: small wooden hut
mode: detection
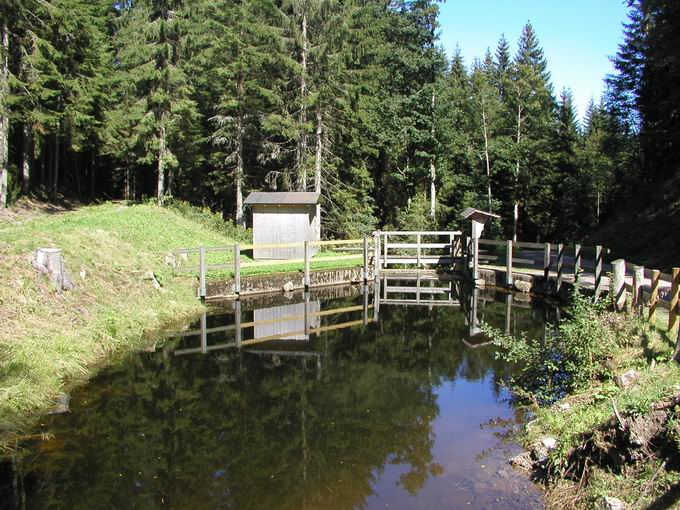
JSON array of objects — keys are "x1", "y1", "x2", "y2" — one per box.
[{"x1": 244, "y1": 192, "x2": 321, "y2": 260}]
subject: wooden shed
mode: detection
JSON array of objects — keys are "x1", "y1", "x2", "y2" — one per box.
[{"x1": 244, "y1": 192, "x2": 321, "y2": 260}]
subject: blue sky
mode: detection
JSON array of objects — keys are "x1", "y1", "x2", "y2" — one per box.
[{"x1": 437, "y1": 0, "x2": 630, "y2": 120}]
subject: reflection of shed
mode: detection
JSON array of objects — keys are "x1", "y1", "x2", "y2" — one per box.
[
  {"x1": 244, "y1": 192, "x2": 321, "y2": 260},
  {"x1": 253, "y1": 301, "x2": 321, "y2": 341}
]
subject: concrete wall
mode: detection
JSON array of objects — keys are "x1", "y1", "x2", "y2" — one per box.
[{"x1": 252, "y1": 204, "x2": 319, "y2": 260}]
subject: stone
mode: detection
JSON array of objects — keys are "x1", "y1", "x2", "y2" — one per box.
[
  {"x1": 509, "y1": 451, "x2": 533, "y2": 472},
  {"x1": 164, "y1": 253, "x2": 177, "y2": 267},
  {"x1": 599, "y1": 496, "x2": 626, "y2": 510},
  {"x1": 282, "y1": 281, "x2": 295, "y2": 292},
  {"x1": 541, "y1": 437, "x2": 558, "y2": 450},
  {"x1": 47, "y1": 394, "x2": 70, "y2": 415},
  {"x1": 143, "y1": 270, "x2": 162, "y2": 290},
  {"x1": 616, "y1": 369, "x2": 640, "y2": 389},
  {"x1": 32, "y1": 248, "x2": 75, "y2": 291},
  {"x1": 555, "y1": 402, "x2": 571, "y2": 412},
  {"x1": 514, "y1": 280, "x2": 531, "y2": 293}
]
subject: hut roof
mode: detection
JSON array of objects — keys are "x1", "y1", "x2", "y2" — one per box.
[
  {"x1": 460, "y1": 207, "x2": 500, "y2": 222},
  {"x1": 244, "y1": 192, "x2": 321, "y2": 206}
]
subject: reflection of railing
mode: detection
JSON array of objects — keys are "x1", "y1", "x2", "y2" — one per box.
[
  {"x1": 379, "y1": 275, "x2": 460, "y2": 307},
  {"x1": 173, "y1": 287, "x2": 377, "y2": 356},
  {"x1": 171, "y1": 277, "x2": 546, "y2": 357}
]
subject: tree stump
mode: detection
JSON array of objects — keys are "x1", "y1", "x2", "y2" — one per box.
[{"x1": 33, "y1": 248, "x2": 75, "y2": 291}]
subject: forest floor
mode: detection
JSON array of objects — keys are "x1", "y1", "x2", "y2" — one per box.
[
  {"x1": 516, "y1": 307, "x2": 680, "y2": 509},
  {"x1": 0, "y1": 199, "x2": 250, "y2": 452}
]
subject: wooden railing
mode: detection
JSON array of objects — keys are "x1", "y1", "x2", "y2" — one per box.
[
  {"x1": 374, "y1": 231, "x2": 463, "y2": 268},
  {"x1": 476, "y1": 237, "x2": 680, "y2": 332},
  {"x1": 174, "y1": 238, "x2": 374, "y2": 299}
]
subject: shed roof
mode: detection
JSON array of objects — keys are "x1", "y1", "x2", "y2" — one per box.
[
  {"x1": 461, "y1": 207, "x2": 500, "y2": 222},
  {"x1": 244, "y1": 192, "x2": 321, "y2": 206}
]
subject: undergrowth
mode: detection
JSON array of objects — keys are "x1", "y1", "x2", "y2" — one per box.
[{"x1": 487, "y1": 289, "x2": 680, "y2": 508}]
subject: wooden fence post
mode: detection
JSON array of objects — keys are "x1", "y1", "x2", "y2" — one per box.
[
  {"x1": 416, "y1": 233, "x2": 421, "y2": 267},
  {"x1": 472, "y1": 236, "x2": 479, "y2": 281},
  {"x1": 594, "y1": 245, "x2": 603, "y2": 299},
  {"x1": 233, "y1": 244, "x2": 241, "y2": 294},
  {"x1": 633, "y1": 265, "x2": 644, "y2": 315},
  {"x1": 543, "y1": 243, "x2": 551, "y2": 283},
  {"x1": 304, "y1": 241, "x2": 310, "y2": 288},
  {"x1": 649, "y1": 269, "x2": 660, "y2": 323},
  {"x1": 199, "y1": 246, "x2": 206, "y2": 299},
  {"x1": 556, "y1": 243, "x2": 564, "y2": 292},
  {"x1": 670, "y1": 267, "x2": 680, "y2": 330},
  {"x1": 611, "y1": 259, "x2": 626, "y2": 312},
  {"x1": 383, "y1": 234, "x2": 388, "y2": 268},
  {"x1": 506, "y1": 240, "x2": 513, "y2": 286},
  {"x1": 373, "y1": 233, "x2": 381, "y2": 279},
  {"x1": 574, "y1": 244, "x2": 581, "y2": 287},
  {"x1": 363, "y1": 236, "x2": 369, "y2": 282}
]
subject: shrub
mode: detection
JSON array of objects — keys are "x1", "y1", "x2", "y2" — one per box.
[{"x1": 487, "y1": 290, "x2": 615, "y2": 404}]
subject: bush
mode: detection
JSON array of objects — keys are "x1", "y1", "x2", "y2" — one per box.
[{"x1": 487, "y1": 290, "x2": 615, "y2": 405}]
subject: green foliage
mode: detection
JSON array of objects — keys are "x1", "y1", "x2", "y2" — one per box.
[{"x1": 488, "y1": 290, "x2": 615, "y2": 404}]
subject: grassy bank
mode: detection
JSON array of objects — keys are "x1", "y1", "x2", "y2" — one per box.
[
  {"x1": 0, "y1": 200, "x2": 246, "y2": 449},
  {"x1": 493, "y1": 295, "x2": 680, "y2": 508}
]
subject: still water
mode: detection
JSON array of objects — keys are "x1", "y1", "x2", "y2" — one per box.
[{"x1": 1, "y1": 276, "x2": 556, "y2": 509}]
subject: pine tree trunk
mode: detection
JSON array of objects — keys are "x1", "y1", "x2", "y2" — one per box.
[
  {"x1": 21, "y1": 124, "x2": 32, "y2": 193},
  {"x1": 0, "y1": 19, "x2": 9, "y2": 208},
  {"x1": 51, "y1": 134, "x2": 59, "y2": 200},
  {"x1": 513, "y1": 104, "x2": 523, "y2": 242},
  {"x1": 297, "y1": 11, "x2": 308, "y2": 191},
  {"x1": 430, "y1": 90, "x2": 436, "y2": 219},
  {"x1": 314, "y1": 106, "x2": 323, "y2": 239},
  {"x1": 314, "y1": 106, "x2": 322, "y2": 194},
  {"x1": 124, "y1": 168, "x2": 130, "y2": 200},
  {"x1": 90, "y1": 148, "x2": 96, "y2": 199},
  {"x1": 157, "y1": 124, "x2": 166, "y2": 205},
  {"x1": 481, "y1": 108, "x2": 492, "y2": 212},
  {"x1": 235, "y1": 113, "x2": 245, "y2": 227}
]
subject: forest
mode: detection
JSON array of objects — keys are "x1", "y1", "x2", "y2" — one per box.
[{"x1": 0, "y1": 0, "x2": 677, "y2": 242}]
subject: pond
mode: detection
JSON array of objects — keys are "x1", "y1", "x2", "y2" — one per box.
[{"x1": 0, "y1": 276, "x2": 557, "y2": 509}]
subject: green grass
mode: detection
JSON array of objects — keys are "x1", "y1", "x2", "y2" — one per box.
[{"x1": 0, "y1": 201, "x2": 244, "y2": 450}]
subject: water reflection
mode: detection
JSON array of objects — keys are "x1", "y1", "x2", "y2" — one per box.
[{"x1": 0, "y1": 277, "x2": 552, "y2": 510}]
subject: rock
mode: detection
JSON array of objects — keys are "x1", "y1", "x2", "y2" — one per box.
[
  {"x1": 555, "y1": 402, "x2": 571, "y2": 412},
  {"x1": 541, "y1": 437, "x2": 558, "y2": 450},
  {"x1": 32, "y1": 248, "x2": 75, "y2": 291},
  {"x1": 599, "y1": 496, "x2": 626, "y2": 510},
  {"x1": 616, "y1": 369, "x2": 640, "y2": 389},
  {"x1": 282, "y1": 281, "x2": 295, "y2": 292},
  {"x1": 164, "y1": 253, "x2": 177, "y2": 267},
  {"x1": 509, "y1": 451, "x2": 533, "y2": 472},
  {"x1": 496, "y1": 469, "x2": 510, "y2": 479},
  {"x1": 143, "y1": 270, "x2": 162, "y2": 290},
  {"x1": 47, "y1": 394, "x2": 70, "y2": 415},
  {"x1": 514, "y1": 280, "x2": 531, "y2": 293},
  {"x1": 531, "y1": 442, "x2": 549, "y2": 463}
]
